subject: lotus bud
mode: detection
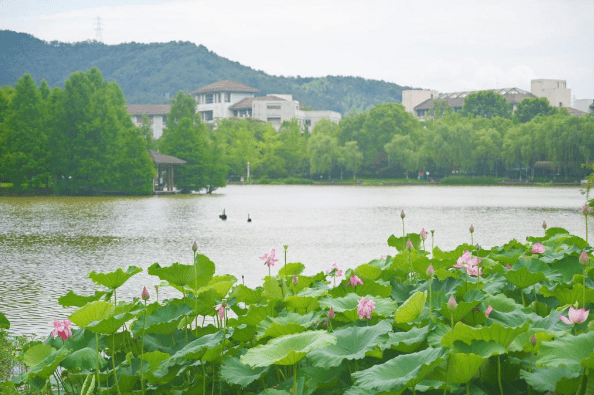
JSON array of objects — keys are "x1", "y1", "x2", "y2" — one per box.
[
  {"x1": 406, "y1": 239, "x2": 413, "y2": 251},
  {"x1": 141, "y1": 286, "x2": 150, "y2": 301},
  {"x1": 192, "y1": 241, "x2": 198, "y2": 252},
  {"x1": 469, "y1": 224, "x2": 474, "y2": 234},
  {"x1": 542, "y1": 220, "x2": 547, "y2": 230},
  {"x1": 584, "y1": 204, "x2": 591, "y2": 216},
  {"x1": 485, "y1": 305, "x2": 493, "y2": 318},
  {"x1": 401, "y1": 210, "x2": 405, "y2": 219},
  {"x1": 505, "y1": 264, "x2": 511, "y2": 270},
  {"x1": 447, "y1": 295, "x2": 457, "y2": 310},
  {"x1": 327, "y1": 307, "x2": 335, "y2": 320},
  {"x1": 431, "y1": 229, "x2": 435, "y2": 235},
  {"x1": 426, "y1": 264, "x2": 435, "y2": 278},
  {"x1": 580, "y1": 250, "x2": 589, "y2": 266},
  {"x1": 283, "y1": 244, "x2": 288, "y2": 251},
  {"x1": 530, "y1": 335, "x2": 537, "y2": 346},
  {"x1": 420, "y1": 228, "x2": 427, "y2": 241},
  {"x1": 292, "y1": 275, "x2": 298, "y2": 284}
]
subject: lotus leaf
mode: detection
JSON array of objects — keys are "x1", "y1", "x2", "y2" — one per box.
[
  {"x1": 278, "y1": 262, "x2": 305, "y2": 276},
  {"x1": 503, "y1": 266, "x2": 548, "y2": 290},
  {"x1": 351, "y1": 346, "x2": 446, "y2": 392},
  {"x1": 57, "y1": 290, "x2": 108, "y2": 308},
  {"x1": 537, "y1": 330, "x2": 594, "y2": 368},
  {"x1": 453, "y1": 340, "x2": 506, "y2": 358},
  {"x1": 540, "y1": 283, "x2": 594, "y2": 307},
  {"x1": 221, "y1": 356, "x2": 268, "y2": 387},
  {"x1": 432, "y1": 352, "x2": 485, "y2": 384},
  {"x1": 88, "y1": 265, "x2": 142, "y2": 290},
  {"x1": 132, "y1": 302, "x2": 194, "y2": 335},
  {"x1": 61, "y1": 347, "x2": 107, "y2": 371},
  {"x1": 16, "y1": 347, "x2": 69, "y2": 383},
  {"x1": 353, "y1": 279, "x2": 392, "y2": 298},
  {"x1": 240, "y1": 330, "x2": 336, "y2": 367},
  {"x1": 385, "y1": 325, "x2": 429, "y2": 353},
  {"x1": 0, "y1": 311, "x2": 9, "y2": 329},
  {"x1": 520, "y1": 365, "x2": 582, "y2": 393},
  {"x1": 308, "y1": 320, "x2": 392, "y2": 368},
  {"x1": 69, "y1": 301, "x2": 114, "y2": 328},
  {"x1": 394, "y1": 290, "x2": 427, "y2": 324},
  {"x1": 353, "y1": 263, "x2": 382, "y2": 281},
  {"x1": 439, "y1": 299, "x2": 479, "y2": 323},
  {"x1": 441, "y1": 321, "x2": 529, "y2": 349},
  {"x1": 148, "y1": 254, "x2": 215, "y2": 291},
  {"x1": 262, "y1": 276, "x2": 285, "y2": 301},
  {"x1": 284, "y1": 295, "x2": 319, "y2": 312},
  {"x1": 257, "y1": 312, "x2": 319, "y2": 339}
]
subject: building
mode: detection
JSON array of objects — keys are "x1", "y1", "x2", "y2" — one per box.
[
  {"x1": 412, "y1": 88, "x2": 536, "y2": 120},
  {"x1": 402, "y1": 89, "x2": 439, "y2": 115},
  {"x1": 573, "y1": 98, "x2": 594, "y2": 114},
  {"x1": 193, "y1": 80, "x2": 341, "y2": 130},
  {"x1": 128, "y1": 104, "x2": 170, "y2": 139},
  {"x1": 531, "y1": 79, "x2": 571, "y2": 108}
]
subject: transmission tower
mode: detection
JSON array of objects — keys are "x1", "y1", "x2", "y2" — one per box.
[{"x1": 94, "y1": 17, "x2": 104, "y2": 42}]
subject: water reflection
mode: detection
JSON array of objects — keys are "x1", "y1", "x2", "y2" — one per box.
[{"x1": 0, "y1": 185, "x2": 587, "y2": 336}]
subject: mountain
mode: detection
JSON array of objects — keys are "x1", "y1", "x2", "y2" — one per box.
[{"x1": 0, "y1": 30, "x2": 410, "y2": 114}]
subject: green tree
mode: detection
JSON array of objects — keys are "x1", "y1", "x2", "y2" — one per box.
[
  {"x1": 514, "y1": 97, "x2": 556, "y2": 123},
  {"x1": 218, "y1": 119, "x2": 262, "y2": 180},
  {"x1": 138, "y1": 115, "x2": 157, "y2": 150},
  {"x1": 307, "y1": 132, "x2": 339, "y2": 178},
  {"x1": 384, "y1": 134, "x2": 418, "y2": 179},
  {"x1": 202, "y1": 129, "x2": 227, "y2": 193},
  {"x1": 427, "y1": 99, "x2": 453, "y2": 119},
  {"x1": 462, "y1": 90, "x2": 512, "y2": 119},
  {"x1": 339, "y1": 141, "x2": 363, "y2": 179},
  {"x1": 278, "y1": 119, "x2": 309, "y2": 177}
]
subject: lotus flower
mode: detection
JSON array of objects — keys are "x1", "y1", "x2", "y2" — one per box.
[
  {"x1": 215, "y1": 304, "x2": 224, "y2": 320},
  {"x1": 426, "y1": 264, "x2": 435, "y2": 277},
  {"x1": 579, "y1": 250, "x2": 589, "y2": 266},
  {"x1": 260, "y1": 248, "x2": 279, "y2": 268},
  {"x1": 420, "y1": 228, "x2": 427, "y2": 241},
  {"x1": 531, "y1": 243, "x2": 546, "y2": 254},
  {"x1": 485, "y1": 305, "x2": 493, "y2": 318},
  {"x1": 327, "y1": 307, "x2": 335, "y2": 320},
  {"x1": 584, "y1": 204, "x2": 591, "y2": 216},
  {"x1": 52, "y1": 319, "x2": 73, "y2": 340},
  {"x1": 348, "y1": 274, "x2": 363, "y2": 287},
  {"x1": 292, "y1": 275, "x2": 298, "y2": 284},
  {"x1": 357, "y1": 297, "x2": 375, "y2": 320},
  {"x1": 141, "y1": 286, "x2": 150, "y2": 301},
  {"x1": 454, "y1": 250, "x2": 481, "y2": 276},
  {"x1": 469, "y1": 224, "x2": 474, "y2": 234},
  {"x1": 559, "y1": 306, "x2": 589, "y2": 325},
  {"x1": 326, "y1": 263, "x2": 343, "y2": 277},
  {"x1": 406, "y1": 239, "x2": 413, "y2": 251},
  {"x1": 447, "y1": 296, "x2": 457, "y2": 310},
  {"x1": 530, "y1": 335, "x2": 537, "y2": 346},
  {"x1": 505, "y1": 264, "x2": 511, "y2": 270}
]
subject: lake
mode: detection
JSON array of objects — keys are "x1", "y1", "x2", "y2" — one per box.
[{"x1": 0, "y1": 185, "x2": 588, "y2": 336}]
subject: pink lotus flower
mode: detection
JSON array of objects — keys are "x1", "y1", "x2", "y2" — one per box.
[
  {"x1": 542, "y1": 220, "x2": 547, "y2": 230},
  {"x1": 52, "y1": 319, "x2": 73, "y2": 340},
  {"x1": 485, "y1": 305, "x2": 493, "y2": 318},
  {"x1": 326, "y1": 263, "x2": 343, "y2": 277},
  {"x1": 584, "y1": 204, "x2": 590, "y2": 215},
  {"x1": 579, "y1": 250, "x2": 589, "y2": 266},
  {"x1": 426, "y1": 264, "x2": 435, "y2": 277},
  {"x1": 141, "y1": 286, "x2": 150, "y2": 301},
  {"x1": 357, "y1": 297, "x2": 375, "y2": 320},
  {"x1": 327, "y1": 307, "x2": 335, "y2": 320},
  {"x1": 559, "y1": 306, "x2": 589, "y2": 325},
  {"x1": 292, "y1": 275, "x2": 298, "y2": 284},
  {"x1": 447, "y1": 296, "x2": 457, "y2": 310},
  {"x1": 215, "y1": 301, "x2": 227, "y2": 320},
  {"x1": 420, "y1": 228, "x2": 427, "y2": 241},
  {"x1": 260, "y1": 248, "x2": 279, "y2": 268},
  {"x1": 530, "y1": 335, "x2": 537, "y2": 346},
  {"x1": 466, "y1": 265, "x2": 483, "y2": 277},
  {"x1": 406, "y1": 239, "x2": 413, "y2": 251},
  {"x1": 348, "y1": 274, "x2": 363, "y2": 287},
  {"x1": 531, "y1": 243, "x2": 546, "y2": 254},
  {"x1": 505, "y1": 264, "x2": 511, "y2": 270},
  {"x1": 454, "y1": 250, "x2": 481, "y2": 276}
]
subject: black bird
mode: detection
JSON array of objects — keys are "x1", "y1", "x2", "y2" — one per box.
[
  {"x1": 247, "y1": 214, "x2": 252, "y2": 223},
  {"x1": 219, "y1": 209, "x2": 227, "y2": 220}
]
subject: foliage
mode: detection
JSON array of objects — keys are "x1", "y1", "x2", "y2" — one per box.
[
  {"x1": 462, "y1": 90, "x2": 512, "y2": 119},
  {"x1": 3, "y1": 223, "x2": 594, "y2": 394},
  {"x1": 514, "y1": 97, "x2": 557, "y2": 123}
]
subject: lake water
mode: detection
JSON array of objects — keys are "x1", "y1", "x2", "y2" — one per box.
[{"x1": 0, "y1": 185, "x2": 588, "y2": 336}]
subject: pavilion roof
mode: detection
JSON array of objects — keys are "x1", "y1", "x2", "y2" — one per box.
[{"x1": 148, "y1": 150, "x2": 186, "y2": 165}]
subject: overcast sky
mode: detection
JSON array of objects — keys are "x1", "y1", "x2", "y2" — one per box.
[{"x1": 2, "y1": 0, "x2": 593, "y2": 100}]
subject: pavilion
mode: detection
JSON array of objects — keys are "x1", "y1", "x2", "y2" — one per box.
[{"x1": 148, "y1": 150, "x2": 186, "y2": 194}]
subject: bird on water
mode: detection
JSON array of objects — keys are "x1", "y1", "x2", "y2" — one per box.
[
  {"x1": 219, "y1": 209, "x2": 227, "y2": 220},
  {"x1": 247, "y1": 214, "x2": 252, "y2": 223}
]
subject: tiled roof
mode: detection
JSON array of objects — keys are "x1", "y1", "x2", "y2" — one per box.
[
  {"x1": 127, "y1": 104, "x2": 171, "y2": 115},
  {"x1": 414, "y1": 88, "x2": 536, "y2": 111},
  {"x1": 148, "y1": 150, "x2": 186, "y2": 165},
  {"x1": 565, "y1": 107, "x2": 587, "y2": 117},
  {"x1": 229, "y1": 95, "x2": 287, "y2": 109},
  {"x1": 191, "y1": 80, "x2": 259, "y2": 94}
]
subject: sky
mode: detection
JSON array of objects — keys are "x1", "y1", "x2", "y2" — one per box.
[{"x1": 1, "y1": 0, "x2": 593, "y2": 100}]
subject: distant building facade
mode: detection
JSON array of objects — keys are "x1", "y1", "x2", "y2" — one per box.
[
  {"x1": 573, "y1": 98, "x2": 594, "y2": 114},
  {"x1": 128, "y1": 104, "x2": 170, "y2": 139},
  {"x1": 531, "y1": 79, "x2": 571, "y2": 108},
  {"x1": 193, "y1": 80, "x2": 341, "y2": 130},
  {"x1": 402, "y1": 89, "x2": 439, "y2": 115}
]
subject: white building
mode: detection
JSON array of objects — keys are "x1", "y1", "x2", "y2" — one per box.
[
  {"x1": 573, "y1": 98, "x2": 594, "y2": 114},
  {"x1": 531, "y1": 79, "x2": 571, "y2": 108},
  {"x1": 194, "y1": 80, "x2": 341, "y2": 130},
  {"x1": 128, "y1": 104, "x2": 170, "y2": 139},
  {"x1": 402, "y1": 89, "x2": 439, "y2": 115}
]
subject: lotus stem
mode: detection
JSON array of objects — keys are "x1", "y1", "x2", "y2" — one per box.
[
  {"x1": 583, "y1": 267, "x2": 587, "y2": 309},
  {"x1": 428, "y1": 277, "x2": 433, "y2": 319},
  {"x1": 292, "y1": 362, "x2": 297, "y2": 395},
  {"x1": 521, "y1": 290, "x2": 526, "y2": 307},
  {"x1": 466, "y1": 382, "x2": 470, "y2": 395},
  {"x1": 140, "y1": 299, "x2": 147, "y2": 395},
  {"x1": 96, "y1": 333, "x2": 103, "y2": 395},
  {"x1": 111, "y1": 335, "x2": 121, "y2": 395},
  {"x1": 497, "y1": 355, "x2": 504, "y2": 395}
]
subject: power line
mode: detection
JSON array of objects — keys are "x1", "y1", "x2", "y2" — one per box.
[{"x1": 94, "y1": 17, "x2": 104, "y2": 42}]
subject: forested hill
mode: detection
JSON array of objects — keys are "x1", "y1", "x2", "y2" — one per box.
[{"x1": 0, "y1": 30, "x2": 410, "y2": 114}]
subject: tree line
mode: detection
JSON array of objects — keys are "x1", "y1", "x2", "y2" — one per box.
[{"x1": 2, "y1": 70, "x2": 593, "y2": 196}]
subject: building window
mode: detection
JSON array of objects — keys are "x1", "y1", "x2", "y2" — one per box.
[
  {"x1": 225, "y1": 93, "x2": 231, "y2": 103},
  {"x1": 202, "y1": 111, "x2": 213, "y2": 121},
  {"x1": 206, "y1": 94, "x2": 213, "y2": 104},
  {"x1": 267, "y1": 117, "x2": 281, "y2": 122},
  {"x1": 305, "y1": 119, "x2": 311, "y2": 126},
  {"x1": 267, "y1": 104, "x2": 281, "y2": 110}
]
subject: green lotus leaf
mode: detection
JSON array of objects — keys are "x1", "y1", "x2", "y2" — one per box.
[
  {"x1": 88, "y1": 265, "x2": 142, "y2": 290},
  {"x1": 426, "y1": 322, "x2": 451, "y2": 348},
  {"x1": 432, "y1": 352, "x2": 485, "y2": 384},
  {"x1": 240, "y1": 330, "x2": 336, "y2": 367},
  {"x1": 231, "y1": 324, "x2": 256, "y2": 343},
  {"x1": 262, "y1": 277, "x2": 284, "y2": 301},
  {"x1": 84, "y1": 302, "x2": 139, "y2": 334},
  {"x1": 453, "y1": 340, "x2": 506, "y2": 358},
  {"x1": 385, "y1": 325, "x2": 429, "y2": 353},
  {"x1": 18, "y1": 347, "x2": 69, "y2": 382},
  {"x1": 58, "y1": 290, "x2": 108, "y2": 308},
  {"x1": 132, "y1": 303, "x2": 194, "y2": 335},
  {"x1": 439, "y1": 299, "x2": 479, "y2": 323},
  {"x1": 351, "y1": 346, "x2": 446, "y2": 392},
  {"x1": 61, "y1": 347, "x2": 107, "y2": 371},
  {"x1": 343, "y1": 387, "x2": 378, "y2": 395},
  {"x1": 259, "y1": 389, "x2": 291, "y2": 395},
  {"x1": 308, "y1": 320, "x2": 392, "y2": 368},
  {"x1": 486, "y1": 293, "x2": 524, "y2": 313},
  {"x1": 441, "y1": 321, "x2": 529, "y2": 349},
  {"x1": 520, "y1": 365, "x2": 582, "y2": 393},
  {"x1": 221, "y1": 356, "x2": 268, "y2": 387},
  {"x1": 388, "y1": 233, "x2": 422, "y2": 252},
  {"x1": 354, "y1": 279, "x2": 392, "y2": 298},
  {"x1": 140, "y1": 350, "x2": 170, "y2": 371},
  {"x1": 540, "y1": 283, "x2": 594, "y2": 307},
  {"x1": 237, "y1": 304, "x2": 277, "y2": 327},
  {"x1": 278, "y1": 262, "x2": 305, "y2": 276},
  {"x1": 394, "y1": 290, "x2": 426, "y2": 324},
  {"x1": 148, "y1": 254, "x2": 215, "y2": 291},
  {"x1": 319, "y1": 293, "x2": 361, "y2": 312},
  {"x1": 0, "y1": 311, "x2": 9, "y2": 329},
  {"x1": 257, "y1": 312, "x2": 319, "y2": 339},
  {"x1": 191, "y1": 280, "x2": 234, "y2": 299},
  {"x1": 284, "y1": 295, "x2": 319, "y2": 313},
  {"x1": 537, "y1": 331, "x2": 594, "y2": 368},
  {"x1": 503, "y1": 266, "x2": 547, "y2": 289},
  {"x1": 69, "y1": 301, "x2": 114, "y2": 328},
  {"x1": 186, "y1": 288, "x2": 220, "y2": 316},
  {"x1": 511, "y1": 330, "x2": 555, "y2": 353},
  {"x1": 229, "y1": 284, "x2": 264, "y2": 305},
  {"x1": 21, "y1": 343, "x2": 56, "y2": 368},
  {"x1": 353, "y1": 263, "x2": 383, "y2": 281}
]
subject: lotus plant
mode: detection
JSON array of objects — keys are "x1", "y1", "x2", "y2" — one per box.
[
  {"x1": 420, "y1": 228, "x2": 427, "y2": 251},
  {"x1": 584, "y1": 204, "x2": 590, "y2": 243},
  {"x1": 52, "y1": 319, "x2": 72, "y2": 340},
  {"x1": 357, "y1": 297, "x2": 375, "y2": 320},
  {"x1": 260, "y1": 248, "x2": 279, "y2": 276},
  {"x1": 348, "y1": 274, "x2": 363, "y2": 288},
  {"x1": 531, "y1": 243, "x2": 546, "y2": 254},
  {"x1": 469, "y1": 224, "x2": 475, "y2": 245},
  {"x1": 559, "y1": 306, "x2": 589, "y2": 335}
]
